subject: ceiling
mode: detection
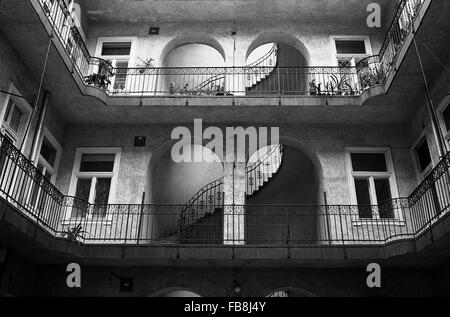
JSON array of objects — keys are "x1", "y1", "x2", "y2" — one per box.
[{"x1": 79, "y1": 0, "x2": 394, "y2": 24}]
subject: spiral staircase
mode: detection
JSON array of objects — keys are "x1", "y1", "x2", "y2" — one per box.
[
  {"x1": 191, "y1": 44, "x2": 279, "y2": 95},
  {"x1": 178, "y1": 144, "x2": 284, "y2": 244}
]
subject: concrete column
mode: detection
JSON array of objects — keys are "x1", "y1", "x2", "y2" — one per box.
[
  {"x1": 224, "y1": 36, "x2": 248, "y2": 95},
  {"x1": 223, "y1": 162, "x2": 246, "y2": 245}
]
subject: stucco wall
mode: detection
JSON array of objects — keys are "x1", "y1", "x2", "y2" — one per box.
[
  {"x1": 85, "y1": 20, "x2": 386, "y2": 68},
  {"x1": 56, "y1": 122, "x2": 418, "y2": 206},
  {"x1": 0, "y1": 30, "x2": 66, "y2": 157}
]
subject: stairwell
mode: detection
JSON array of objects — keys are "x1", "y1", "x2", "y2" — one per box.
[{"x1": 179, "y1": 145, "x2": 284, "y2": 244}]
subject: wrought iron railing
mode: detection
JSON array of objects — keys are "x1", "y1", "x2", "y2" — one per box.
[
  {"x1": 1, "y1": 132, "x2": 449, "y2": 246},
  {"x1": 35, "y1": 0, "x2": 428, "y2": 99},
  {"x1": 356, "y1": 0, "x2": 427, "y2": 91},
  {"x1": 179, "y1": 178, "x2": 224, "y2": 233},
  {"x1": 246, "y1": 145, "x2": 283, "y2": 196}
]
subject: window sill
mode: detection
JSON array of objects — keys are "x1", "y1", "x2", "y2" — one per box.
[
  {"x1": 352, "y1": 219, "x2": 405, "y2": 227},
  {"x1": 61, "y1": 219, "x2": 113, "y2": 227}
]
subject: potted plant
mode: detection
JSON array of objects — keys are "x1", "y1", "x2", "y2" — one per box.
[
  {"x1": 137, "y1": 57, "x2": 155, "y2": 74},
  {"x1": 84, "y1": 59, "x2": 112, "y2": 90}
]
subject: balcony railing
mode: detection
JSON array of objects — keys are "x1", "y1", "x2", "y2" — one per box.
[
  {"x1": 356, "y1": 0, "x2": 427, "y2": 91},
  {"x1": 1, "y1": 133, "x2": 449, "y2": 246},
  {"x1": 34, "y1": 0, "x2": 429, "y2": 98}
]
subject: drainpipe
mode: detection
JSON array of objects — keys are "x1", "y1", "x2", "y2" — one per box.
[
  {"x1": 29, "y1": 90, "x2": 49, "y2": 162},
  {"x1": 20, "y1": 34, "x2": 53, "y2": 155},
  {"x1": 413, "y1": 37, "x2": 448, "y2": 157}
]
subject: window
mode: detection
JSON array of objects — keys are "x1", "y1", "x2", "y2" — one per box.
[
  {"x1": 412, "y1": 136, "x2": 433, "y2": 179},
  {"x1": 442, "y1": 104, "x2": 450, "y2": 142},
  {"x1": 67, "y1": 148, "x2": 121, "y2": 220},
  {"x1": 331, "y1": 36, "x2": 372, "y2": 68},
  {"x1": 1, "y1": 87, "x2": 32, "y2": 146},
  {"x1": 26, "y1": 129, "x2": 62, "y2": 212},
  {"x1": 346, "y1": 149, "x2": 399, "y2": 220},
  {"x1": 101, "y1": 42, "x2": 131, "y2": 56},
  {"x1": 97, "y1": 39, "x2": 136, "y2": 91}
]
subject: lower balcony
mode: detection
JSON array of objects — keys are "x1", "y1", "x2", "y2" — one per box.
[{"x1": 0, "y1": 132, "x2": 450, "y2": 264}]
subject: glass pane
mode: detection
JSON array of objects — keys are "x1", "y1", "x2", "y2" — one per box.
[
  {"x1": 94, "y1": 178, "x2": 111, "y2": 205},
  {"x1": 375, "y1": 178, "x2": 394, "y2": 218},
  {"x1": 113, "y1": 61, "x2": 129, "y2": 90},
  {"x1": 72, "y1": 178, "x2": 91, "y2": 218},
  {"x1": 80, "y1": 154, "x2": 115, "y2": 172},
  {"x1": 335, "y1": 40, "x2": 366, "y2": 54},
  {"x1": 351, "y1": 153, "x2": 387, "y2": 172},
  {"x1": 92, "y1": 178, "x2": 111, "y2": 217},
  {"x1": 415, "y1": 138, "x2": 431, "y2": 172},
  {"x1": 444, "y1": 105, "x2": 450, "y2": 133},
  {"x1": 355, "y1": 178, "x2": 372, "y2": 218},
  {"x1": 40, "y1": 138, "x2": 57, "y2": 167},
  {"x1": 101, "y1": 42, "x2": 131, "y2": 56},
  {"x1": 9, "y1": 106, "x2": 23, "y2": 133}
]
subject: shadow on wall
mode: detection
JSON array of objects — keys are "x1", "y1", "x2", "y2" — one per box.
[
  {"x1": 246, "y1": 43, "x2": 308, "y2": 94},
  {"x1": 160, "y1": 43, "x2": 226, "y2": 93},
  {"x1": 246, "y1": 145, "x2": 322, "y2": 245},
  {"x1": 142, "y1": 144, "x2": 223, "y2": 241}
]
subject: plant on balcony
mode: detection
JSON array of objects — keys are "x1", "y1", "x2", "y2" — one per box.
[
  {"x1": 359, "y1": 64, "x2": 386, "y2": 89},
  {"x1": 137, "y1": 57, "x2": 155, "y2": 74},
  {"x1": 309, "y1": 80, "x2": 322, "y2": 96},
  {"x1": 62, "y1": 223, "x2": 87, "y2": 242},
  {"x1": 84, "y1": 59, "x2": 112, "y2": 90}
]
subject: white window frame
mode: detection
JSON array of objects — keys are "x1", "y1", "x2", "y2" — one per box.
[
  {"x1": 24, "y1": 128, "x2": 63, "y2": 212},
  {"x1": 410, "y1": 132, "x2": 436, "y2": 181},
  {"x1": 95, "y1": 37, "x2": 137, "y2": 91},
  {"x1": 330, "y1": 35, "x2": 373, "y2": 67},
  {"x1": 437, "y1": 96, "x2": 450, "y2": 146},
  {"x1": 0, "y1": 84, "x2": 33, "y2": 147},
  {"x1": 345, "y1": 147, "x2": 403, "y2": 224},
  {"x1": 36, "y1": 127, "x2": 62, "y2": 183},
  {"x1": 64, "y1": 147, "x2": 121, "y2": 224}
]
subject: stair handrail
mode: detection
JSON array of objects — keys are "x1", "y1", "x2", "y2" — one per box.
[
  {"x1": 191, "y1": 74, "x2": 226, "y2": 92},
  {"x1": 180, "y1": 178, "x2": 224, "y2": 227},
  {"x1": 246, "y1": 144, "x2": 283, "y2": 174},
  {"x1": 245, "y1": 44, "x2": 278, "y2": 69}
]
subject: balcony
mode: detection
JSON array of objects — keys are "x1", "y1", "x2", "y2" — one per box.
[
  {"x1": 28, "y1": 0, "x2": 430, "y2": 104},
  {"x1": 1, "y1": 132, "x2": 450, "y2": 264}
]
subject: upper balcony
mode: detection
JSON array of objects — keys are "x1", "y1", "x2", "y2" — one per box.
[
  {"x1": 0, "y1": 1, "x2": 438, "y2": 114},
  {"x1": 29, "y1": 0, "x2": 429, "y2": 102}
]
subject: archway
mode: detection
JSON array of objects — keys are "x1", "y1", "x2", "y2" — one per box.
[
  {"x1": 245, "y1": 137, "x2": 325, "y2": 245},
  {"x1": 158, "y1": 35, "x2": 227, "y2": 95},
  {"x1": 150, "y1": 287, "x2": 202, "y2": 297},
  {"x1": 266, "y1": 287, "x2": 318, "y2": 297},
  {"x1": 141, "y1": 142, "x2": 224, "y2": 243},
  {"x1": 245, "y1": 33, "x2": 310, "y2": 95}
]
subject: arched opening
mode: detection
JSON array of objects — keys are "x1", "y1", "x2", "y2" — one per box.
[
  {"x1": 266, "y1": 287, "x2": 318, "y2": 297},
  {"x1": 245, "y1": 138, "x2": 325, "y2": 245},
  {"x1": 245, "y1": 33, "x2": 310, "y2": 95},
  {"x1": 150, "y1": 287, "x2": 202, "y2": 297},
  {"x1": 141, "y1": 143, "x2": 224, "y2": 243},
  {"x1": 158, "y1": 35, "x2": 226, "y2": 95}
]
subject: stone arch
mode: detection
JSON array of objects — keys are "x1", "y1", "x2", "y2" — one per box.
[
  {"x1": 150, "y1": 287, "x2": 202, "y2": 297},
  {"x1": 245, "y1": 135, "x2": 326, "y2": 245},
  {"x1": 245, "y1": 32, "x2": 311, "y2": 66},
  {"x1": 142, "y1": 138, "x2": 224, "y2": 242},
  {"x1": 246, "y1": 135, "x2": 324, "y2": 185},
  {"x1": 159, "y1": 34, "x2": 227, "y2": 66},
  {"x1": 266, "y1": 287, "x2": 318, "y2": 297}
]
